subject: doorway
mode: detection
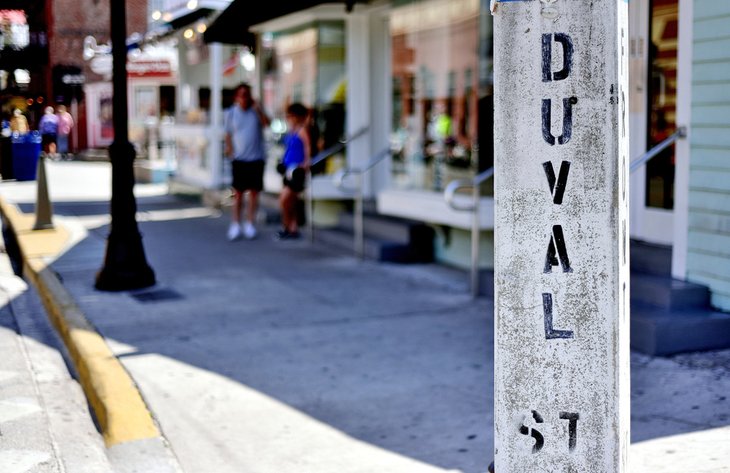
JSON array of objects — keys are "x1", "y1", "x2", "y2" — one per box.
[{"x1": 629, "y1": 0, "x2": 679, "y2": 245}]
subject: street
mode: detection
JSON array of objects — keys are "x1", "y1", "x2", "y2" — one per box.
[{"x1": 0, "y1": 160, "x2": 729, "y2": 472}]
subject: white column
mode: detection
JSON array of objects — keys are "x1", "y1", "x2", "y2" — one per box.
[
  {"x1": 209, "y1": 42, "x2": 224, "y2": 189},
  {"x1": 628, "y1": 0, "x2": 649, "y2": 239},
  {"x1": 368, "y1": 10, "x2": 392, "y2": 195},
  {"x1": 493, "y1": 1, "x2": 630, "y2": 471},
  {"x1": 671, "y1": 0, "x2": 694, "y2": 280},
  {"x1": 346, "y1": 12, "x2": 372, "y2": 191}
]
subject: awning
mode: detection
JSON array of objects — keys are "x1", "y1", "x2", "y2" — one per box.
[
  {"x1": 139, "y1": 1, "x2": 233, "y2": 50},
  {"x1": 203, "y1": 0, "x2": 364, "y2": 45},
  {"x1": 166, "y1": 7, "x2": 216, "y2": 30}
]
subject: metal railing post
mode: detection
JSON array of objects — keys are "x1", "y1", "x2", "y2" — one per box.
[
  {"x1": 470, "y1": 184, "x2": 480, "y2": 298},
  {"x1": 305, "y1": 127, "x2": 369, "y2": 246},
  {"x1": 354, "y1": 172, "x2": 365, "y2": 259},
  {"x1": 443, "y1": 167, "x2": 494, "y2": 298},
  {"x1": 307, "y1": 171, "x2": 314, "y2": 243},
  {"x1": 333, "y1": 147, "x2": 391, "y2": 260}
]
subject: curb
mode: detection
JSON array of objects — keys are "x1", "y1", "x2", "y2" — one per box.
[{"x1": 0, "y1": 196, "x2": 160, "y2": 447}]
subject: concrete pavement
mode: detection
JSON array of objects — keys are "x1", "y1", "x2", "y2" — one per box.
[
  {"x1": 0, "y1": 227, "x2": 112, "y2": 472},
  {"x1": 0, "y1": 160, "x2": 729, "y2": 472}
]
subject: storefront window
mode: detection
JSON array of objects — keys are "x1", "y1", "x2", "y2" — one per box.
[
  {"x1": 261, "y1": 22, "x2": 347, "y2": 175},
  {"x1": 390, "y1": 0, "x2": 493, "y2": 193}
]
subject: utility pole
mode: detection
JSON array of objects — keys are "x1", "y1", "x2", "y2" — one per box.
[
  {"x1": 95, "y1": 0, "x2": 155, "y2": 291},
  {"x1": 493, "y1": 0, "x2": 630, "y2": 471}
]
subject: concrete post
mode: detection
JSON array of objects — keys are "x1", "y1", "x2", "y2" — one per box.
[
  {"x1": 33, "y1": 154, "x2": 54, "y2": 230},
  {"x1": 493, "y1": 1, "x2": 630, "y2": 471}
]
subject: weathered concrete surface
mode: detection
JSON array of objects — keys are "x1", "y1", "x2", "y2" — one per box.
[{"x1": 494, "y1": 0, "x2": 630, "y2": 471}]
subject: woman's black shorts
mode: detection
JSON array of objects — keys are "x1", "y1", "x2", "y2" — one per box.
[{"x1": 283, "y1": 167, "x2": 306, "y2": 193}]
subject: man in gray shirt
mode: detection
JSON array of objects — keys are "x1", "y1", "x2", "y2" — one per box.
[{"x1": 224, "y1": 83, "x2": 270, "y2": 240}]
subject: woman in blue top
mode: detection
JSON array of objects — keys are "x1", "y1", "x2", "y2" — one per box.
[{"x1": 277, "y1": 103, "x2": 311, "y2": 240}]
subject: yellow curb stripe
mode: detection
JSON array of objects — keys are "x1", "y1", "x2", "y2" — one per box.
[{"x1": 0, "y1": 197, "x2": 160, "y2": 446}]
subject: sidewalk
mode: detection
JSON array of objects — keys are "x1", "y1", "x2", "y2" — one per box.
[
  {"x1": 1, "y1": 161, "x2": 729, "y2": 472},
  {"x1": 0, "y1": 229, "x2": 112, "y2": 472}
]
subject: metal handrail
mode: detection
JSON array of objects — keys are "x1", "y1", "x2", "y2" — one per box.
[
  {"x1": 310, "y1": 126, "x2": 369, "y2": 168},
  {"x1": 444, "y1": 167, "x2": 495, "y2": 211},
  {"x1": 630, "y1": 127, "x2": 686, "y2": 173},
  {"x1": 443, "y1": 166, "x2": 495, "y2": 298},
  {"x1": 306, "y1": 127, "x2": 369, "y2": 243},
  {"x1": 332, "y1": 147, "x2": 391, "y2": 259},
  {"x1": 333, "y1": 147, "x2": 391, "y2": 192},
  {"x1": 438, "y1": 125, "x2": 686, "y2": 298}
]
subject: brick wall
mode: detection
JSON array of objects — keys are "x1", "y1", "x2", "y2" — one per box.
[
  {"x1": 49, "y1": 0, "x2": 149, "y2": 83},
  {"x1": 47, "y1": 0, "x2": 148, "y2": 149}
]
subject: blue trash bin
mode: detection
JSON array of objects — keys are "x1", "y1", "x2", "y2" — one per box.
[{"x1": 11, "y1": 131, "x2": 42, "y2": 181}]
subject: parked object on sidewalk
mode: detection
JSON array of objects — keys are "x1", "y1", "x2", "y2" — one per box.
[
  {"x1": 0, "y1": 135, "x2": 14, "y2": 180},
  {"x1": 33, "y1": 153, "x2": 54, "y2": 230},
  {"x1": 11, "y1": 131, "x2": 42, "y2": 181}
]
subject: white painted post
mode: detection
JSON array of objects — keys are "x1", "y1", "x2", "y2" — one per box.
[
  {"x1": 493, "y1": 1, "x2": 630, "y2": 471},
  {"x1": 209, "y1": 42, "x2": 224, "y2": 189},
  {"x1": 368, "y1": 10, "x2": 392, "y2": 195},
  {"x1": 671, "y1": 0, "x2": 694, "y2": 281},
  {"x1": 346, "y1": 13, "x2": 372, "y2": 178}
]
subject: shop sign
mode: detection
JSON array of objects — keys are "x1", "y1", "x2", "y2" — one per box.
[
  {"x1": 62, "y1": 74, "x2": 85, "y2": 85},
  {"x1": 127, "y1": 60, "x2": 173, "y2": 78}
]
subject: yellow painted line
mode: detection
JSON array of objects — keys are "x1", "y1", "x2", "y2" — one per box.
[{"x1": 0, "y1": 197, "x2": 160, "y2": 446}]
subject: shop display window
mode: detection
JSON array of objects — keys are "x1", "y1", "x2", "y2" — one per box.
[{"x1": 390, "y1": 0, "x2": 493, "y2": 193}]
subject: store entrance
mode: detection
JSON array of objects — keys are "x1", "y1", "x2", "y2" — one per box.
[
  {"x1": 629, "y1": 0, "x2": 679, "y2": 245},
  {"x1": 646, "y1": 0, "x2": 678, "y2": 210}
]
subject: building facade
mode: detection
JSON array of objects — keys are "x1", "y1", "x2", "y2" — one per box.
[
  {"x1": 49, "y1": 0, "x2": 149, "y2": 151},
  {"x1": 681, "y1": 0, "x2": 730, "y2": 310},
  {"x1": 0, "y1": 2, "x2": 50, "y2": 131},
  {"x1": 199, "y1": 0, "x2": 729, "y2": 317}
]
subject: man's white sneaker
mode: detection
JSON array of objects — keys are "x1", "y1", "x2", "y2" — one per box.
[
  {"x1": 227, "y1": 223, "x2": 242, "y2": 241},
  {"x1": 243, "y1": 222, "x2": 257, "y2": 240}
]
